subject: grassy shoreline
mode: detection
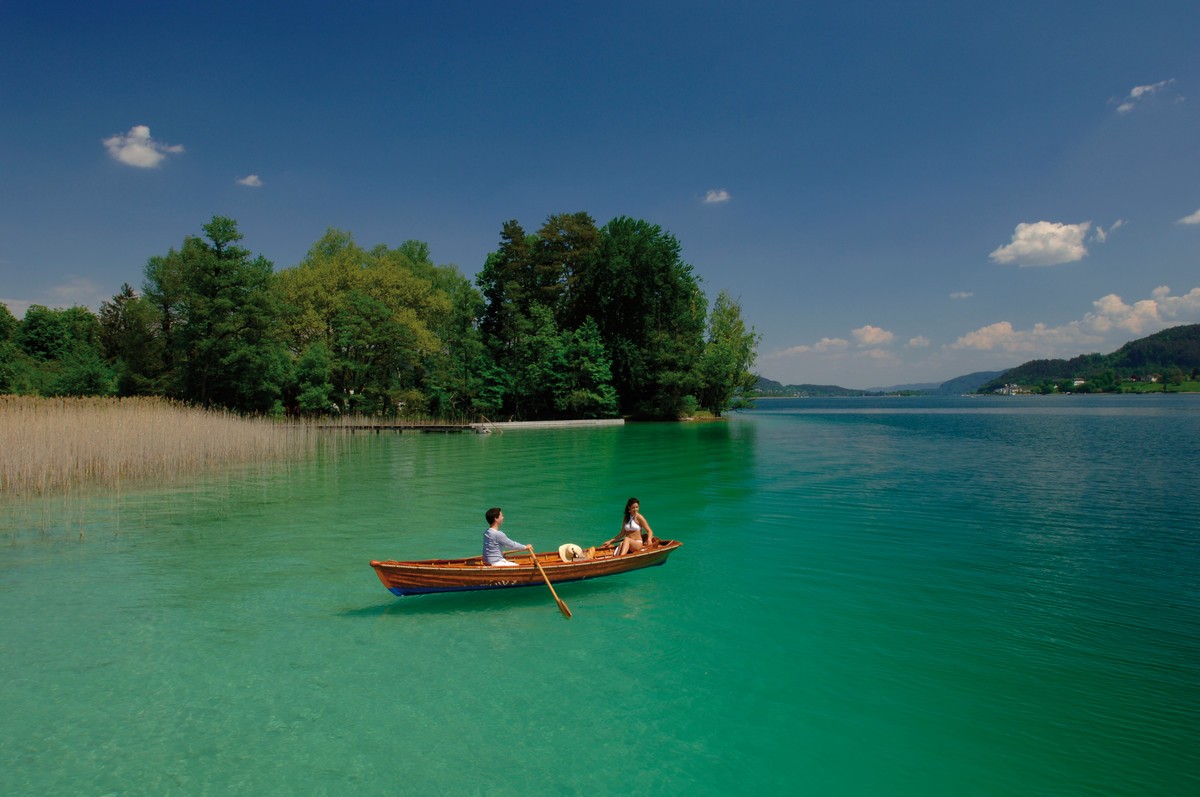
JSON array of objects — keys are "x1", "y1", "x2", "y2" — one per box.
[{"x1": 0, "y1": 396, "x2": 321, "y2": 498}]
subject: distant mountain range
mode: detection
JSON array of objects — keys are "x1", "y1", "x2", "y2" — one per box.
[
  {"x1": 753, "y1": 323, "x2": 1200, "y2": 397},
  {"x1": 753, "y1": 370, "x2": 1004, "y2": 397}
]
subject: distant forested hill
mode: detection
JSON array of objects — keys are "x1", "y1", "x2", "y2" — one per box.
[
  {"x1": 934, "y1": 370, "x2": 1007, "y2": 394},
  {"x1": 752, "y1": 376, "x2": 879, "y2": 397},
  {"x1": 754, "y1": 369, "x2": 1006, "y2": 397},
  {"x1": 978, "y1": 324, "x2": 1200, "y2": 392}
]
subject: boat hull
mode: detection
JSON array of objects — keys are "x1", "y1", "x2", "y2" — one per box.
[{"x1": 370, "y1": 540, "x2": 681, "y2": 596}]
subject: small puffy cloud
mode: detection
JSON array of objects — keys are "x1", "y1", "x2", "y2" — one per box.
[
  {"x1": 1114, "y1": 79, "x2": 1176, "y2": 114},
  {"x1": 703, "y1": 188, "x2": 730, "y2": 204},
  {"x1": 778, "y1": 337, "x2": 849, "y2": 356},
  {"x1": 989, "y1": 221, "x2": 1091, "y2": 266},
  {"x1": 852, "y1": 325, "x2": 895, "y2": 347},
  {"x1": 1178, "y1": 208, "x2": 1200, "y2": 225},
  {"x1": 907, "y1": 336, "x2": 930, "y2": 348},
  {"x1": 102, "y1": 125, "x2": 184, "y2": 168},
  {"x1": 237, "y1": 174, "x2": 263, "y2": 187},
  {"x1": 1091, "y1": 219, "x2": 1124, "y2": 243},
  {"x1": 950, "y1": 291, "x2": 973, "y2": 300}
]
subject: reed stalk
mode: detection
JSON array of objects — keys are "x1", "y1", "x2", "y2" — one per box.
[{"x1": 0, "y1": 395, "x2": 322, "y2": 498}]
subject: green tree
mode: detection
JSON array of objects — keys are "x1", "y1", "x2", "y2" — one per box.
[
  {"x1": 0, "y1": 303, "x2": 21, "y2": 392},
  {"x1": 142, "y1": 242, "x2": 191, "y2": 388},
  {"x1": 425, "y1": 275, "x2": 486, "y2": 418},
  {"x1": 329, "y1": 290, "x2": 412, "y2": 414},
  {"x1": 12, "y1": 305, "x2": 110, "y2": 396},
  {"x1": 513, "y1": 303, "x2": 568, "y2": 419},
  {"x1": 585, "y1": 217, "x2": 707, "y2": 417},
  {"x1": 273, "y1": 229, "x2": 457, "y2": 414},
  {"x1": 47, "y1": 346, "x2": 116, "y2": 397},
  {"x1": 560, "y1": 316, "x2": 618, "y2": 418},
  {"x1": 144, "y1": 216, "x2": 286, "y2": 411},
  {"x1": 476, "y1": 214, "x2": 620, "y2": 419},
  {"x1": 99, "y1": 283, "x2": 164, "y2": 395},
  {"x1": 293, "y1": 341, "x2": 335, "y2": 415},
  {"x1": 1162, "y1": 366, "x2": 1184, "y2": 390},
  {"x1": 1088, "y1": 369, "x2": 1118, "y2": 393},
  {"x1": 17, "y1": 305, "x2": 76, "y2": 360},
  {"x1": 534, "y1": 211, "x2": 602, "y2": 326},
  {"x1": 476, "y1": 219, "x2": 535, "y2": 359},
  {"x1": 696, "y1": 291, "x2": 761, "y2": 415}
]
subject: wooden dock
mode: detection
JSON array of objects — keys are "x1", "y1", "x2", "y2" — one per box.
[
  {"x1": 314, "y1": 422, "x2": 476, "y2": 434},
  {"x1": 313, "y1": 419, "x2": 624, "y2": 434}
]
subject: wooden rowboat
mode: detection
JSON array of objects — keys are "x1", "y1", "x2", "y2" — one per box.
[{"x1": 370, "y1": 539, "x2": 682, "y2": 597}]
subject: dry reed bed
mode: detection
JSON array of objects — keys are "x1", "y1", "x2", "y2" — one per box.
[{"x1": 0, "y1": 395, "x2": 319, "y2": 497}]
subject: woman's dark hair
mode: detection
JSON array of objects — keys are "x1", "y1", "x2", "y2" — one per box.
[{"x1": 624, "y1": 497, "x2": 639, "y2": 523}]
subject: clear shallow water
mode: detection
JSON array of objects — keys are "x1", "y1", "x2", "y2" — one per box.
[{"x1": 2, "y1": 395, "x2": 1198, "y2": 795}]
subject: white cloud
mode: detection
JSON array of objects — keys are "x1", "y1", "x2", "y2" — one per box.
[
  {"x1": 951, "y1": 320, "x2": 1100, "y2": 353},
  {"x1": 777, "y1": 337, "x2": 850, "y2": 356},
  {"x1": 852, "y1": 325, "x2": 895, "y2": 347},
  {"x1": 1115, "y1": 79, "x2": 1176, "y2": 114},
  {"x1": 951, "y1": 285, "x2": 1200, "y2": 354},
  {"x1": 1091, "y1": 219, "x2": 1125, "y2": 243},
  {"x1": 102, "y1": 125, "x2": 184, "y2": 168},
  {"x1": 237, "y1": 174, "x2": 263, "y2": 187},
  {"x1": 907, "y1": 336, "x2": 930, "y2": 348},
  {"x1": 1088, "y1": 285, "x2": 1200, "y2": 335},
  {"x1": 703, "y1": 188, "x2": 730, "y2": 204},
  {"x1": 1177, "y1": 208, "x2": 1200, "y2": 225},
  {"x1": 989, "y1": 221, "x2": 1092, "y2": 266},
  {"x1": 950, "y1": 291, "x2": 973, "y2": 300}
]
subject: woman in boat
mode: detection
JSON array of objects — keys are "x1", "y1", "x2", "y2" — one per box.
[{"x1": 608, "y1": 497, "x2": 655, "y2": 556}]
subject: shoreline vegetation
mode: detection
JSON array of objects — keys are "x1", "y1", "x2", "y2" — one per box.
[
  {"x1": 0, "y1": 395, "x2": 323, "y2": 499},
  {"x1": 0, "y1": 396, "x2": 718, "y2": 501},
  {"x1": 0, "y1": 213, "x2": 761, "y2": 423}
]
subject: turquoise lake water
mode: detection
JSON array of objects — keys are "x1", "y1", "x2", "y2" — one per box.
[{"x1": 3, "y1": 395, "x2": 1199, "y2": 795}]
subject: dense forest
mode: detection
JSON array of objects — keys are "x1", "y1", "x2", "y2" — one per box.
[
  {"x1": 0, "y1": 214, "x2": 760, "y2": 420},
  {"x1": 977, "y1": 324, "x2": 1200, "y2": 393}
]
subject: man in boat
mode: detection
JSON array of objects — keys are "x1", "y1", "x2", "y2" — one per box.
[{"x1": 482, "y1": 507, "x2": 533, "y2": 567}]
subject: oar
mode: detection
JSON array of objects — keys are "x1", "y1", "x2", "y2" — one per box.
[{"x1": 528, "y1": 550, "x2": 572, "y2": 619}]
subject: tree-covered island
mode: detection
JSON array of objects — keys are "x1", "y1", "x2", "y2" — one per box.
[{"x1": 0, "y1": 213, "x2": 761, "y2": 420}]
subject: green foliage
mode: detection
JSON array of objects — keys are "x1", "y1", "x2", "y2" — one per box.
[
  {"x1": 141, "y1": 216, "x2": 286, "y2": 411},
  {"x1": 0, "y1": 304, "x2": 21, "y2": 392},
  {"x1": 474, "y1": 213, "x2": 722, "y2": 419},
  {"x1": 7, "y1": 211, "x2": 758, "y2": 421},
  {"x1": 99, "y1": 283, "x2": 165, "y2": 396},
  {"x1": 47, "y1": 345, "x2": 116, "y2": 397},
  {"x1": 584, "y1": 216, "x2": 707, "y2": 418},
  {"x1": 560, "y1": 317, "x2": 618, "y2": 418},
  {"x1": 696, "y1": 291, "x2": 761, "y2": 415},
  {"x1": 293, "y1": 341, "x2": 335, "y2": 415},
  {"x1": 273, "y1": 228, "x2": 466, "y2": 415},
  {"x1": 17, "y1": 305, "x2": 96, "y2": 360},
  {"x1": 0, "y1": 303, "x2": 17, "y2": 342},
  {"x1": 6, "y1": 305, "x2": 110, "y2": 396}
]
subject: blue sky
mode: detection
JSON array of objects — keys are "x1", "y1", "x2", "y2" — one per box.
[{"x1": 3, "y1": 1, "x2": 1198, "y2": 388}]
